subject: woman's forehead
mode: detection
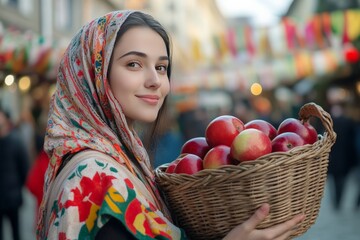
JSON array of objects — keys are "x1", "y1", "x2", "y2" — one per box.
[{"x1": 113, "y1": 26, "x2": 168, "y2": 57}]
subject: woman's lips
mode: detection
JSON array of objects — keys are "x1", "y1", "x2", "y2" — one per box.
[{"x1": 137, "y1": 95, "x2": 160, "y2": 105}]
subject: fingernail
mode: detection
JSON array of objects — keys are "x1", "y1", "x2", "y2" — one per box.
[{"x1": 260, "y1": 203, "x2": 269, "y2": 213}]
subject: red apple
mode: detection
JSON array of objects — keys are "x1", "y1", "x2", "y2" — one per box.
[
  {"x1": 277, "y1": 118, "x2": 318, "y2": 144},
  {"x1": 203, "y1": 145, "x2": 236, "y2": 169},
  {"x1": 180, "y1": 137, "x2": 211, "y2": 159},
  {"x1": 205, "y1": 115, "x2": 245, "y2": 147},
  {"x1": 230, "y1": 129, "x2": 272, "y2": 162},
  {"x1": 303, "y1": 121, "x2": 318, "y2": 144},
  {"x1": 244, "y1": 119, "x2": 277, "y2": 140},
  {"x1": 165, "y1": 159, "x2": 181, "y2": 173},
  {"x1": 272, "y1": 132, "x2": 305, "y2": 152},
  {"x1": 174, "y1": 153, "x2": 203, "y2": 175}
]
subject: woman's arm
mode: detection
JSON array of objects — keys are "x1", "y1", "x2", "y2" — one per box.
[
  {"x1": 223, "y1": 203, "x2": 305, "y2": 240},
  {"x1": 95, "y1": 217, "x2": 137, "y2": 240}
]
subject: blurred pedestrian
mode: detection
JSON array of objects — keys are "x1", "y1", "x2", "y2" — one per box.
[
  {"x1": 328, "y1": 103, "x2": 357, "y2": 210},
  {"x1": 354, "y1": 120, "x2": 360, "y2": 209},
  {"x1": 25, "y1": 135, "x2": 49, "y2": 226},
  {"x1": 25, "y1": 95, "x2": 50, "y2": 225},
  {"x1": 0, "y1": 107, "x2": 30, "y2": 240}
]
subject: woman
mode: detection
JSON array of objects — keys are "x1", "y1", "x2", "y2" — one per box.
[{"x1": 37, "y1": 10, "x2": 304, "y2": 239}]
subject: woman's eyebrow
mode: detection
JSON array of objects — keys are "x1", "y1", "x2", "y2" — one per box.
[
  {"x1": 119, "y1": 51, "x2": 146, "y2": 59},
  {"x1": 159, "y1": 56, "x2": 169, "y2": 61},
  {"x1": 119, "y1": 51, "x2": 169, "y2": 61}
]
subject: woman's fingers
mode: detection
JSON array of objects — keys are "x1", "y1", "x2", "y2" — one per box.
[
  {"x1": 243, "y1": 203, "x2": 271, "y2": 231},
  {"x1": 273, "y1": 227, "x2": 295, "y2": 240},
  {"x1": 222, "y1": 204, "x2": 271, "y2": 240},
  {"x1": 267, "y1": 214, "x2": 306, "y2": 239},
  {"x1": 223, "y1": 205, "x2": 306, "y2": 240}
]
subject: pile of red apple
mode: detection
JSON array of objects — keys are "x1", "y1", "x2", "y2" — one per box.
[{"x1": 165, "y1": 115, "x2": 319, "y2": 175}]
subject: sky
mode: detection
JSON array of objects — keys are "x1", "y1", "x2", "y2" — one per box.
[{"x1": 216, "y1": 0, "x2": 293, "y2": 26}]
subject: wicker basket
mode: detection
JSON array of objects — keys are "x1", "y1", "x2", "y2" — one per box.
[{"x1": 155, "y1": 102, "x2": 336, "y2": 240}]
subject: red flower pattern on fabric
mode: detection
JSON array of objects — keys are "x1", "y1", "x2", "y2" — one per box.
[
  {"x1": 64, "y1": 172, "x2": 116, "y2": 221},
  {"x1": 125, "y1": 198, "x2": 155, "y2": 237},
  {"x1": 124, "y1": 178, "x2": 134, "y2": 189},
  {"x1": 58, "y1": 232, "x2": 67, "y2": 240}
]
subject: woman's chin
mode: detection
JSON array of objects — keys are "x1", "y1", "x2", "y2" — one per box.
[{"x1": 129, "y1": 116, "x2": 158, "y2": 125}]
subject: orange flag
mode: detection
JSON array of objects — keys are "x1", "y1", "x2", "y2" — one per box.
[{"x1": 313, "y1": 15, "x2": 325, "y2": 48}]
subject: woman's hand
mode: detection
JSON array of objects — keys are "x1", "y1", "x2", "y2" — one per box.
[{"x1": 223, "y1": 203, "x2": 305, "y2": 240}]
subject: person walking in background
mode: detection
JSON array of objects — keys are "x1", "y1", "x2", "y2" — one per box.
[
  {"x1": 37, "y1": 10, "x2": 305, "y2": 239},
  {"x1": 0, "y1": 107, "x2": 29, "y2": 240},
  {"x1": 328, "y1": 103, "x2": 357, "y2": 210},
  {"x1": 25, "y1": 91, "x2": 51, "y2": 227},
  {"x1": 354, "y1": 118, "x2": 360, "y2": 209},
  {"x1": 25, "y1": 135, "x2": 49, "y2": 227}
]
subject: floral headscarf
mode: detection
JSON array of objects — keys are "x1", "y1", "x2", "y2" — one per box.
[{"x1": 38, "y1": 9, "x2": 166, "y2": 231}]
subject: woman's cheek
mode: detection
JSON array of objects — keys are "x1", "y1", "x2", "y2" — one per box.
[{"x1": 163, "y1": 80, "x2": 170, "y2": 96}]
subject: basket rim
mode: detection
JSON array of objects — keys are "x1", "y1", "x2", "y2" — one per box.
[{"x1": 155, "y1": 133, "x2": 328, "y2": 180}]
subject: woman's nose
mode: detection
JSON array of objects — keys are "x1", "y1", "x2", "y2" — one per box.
[{"x1": 145, "y1": 68, "x2": 161, "y2": 88}]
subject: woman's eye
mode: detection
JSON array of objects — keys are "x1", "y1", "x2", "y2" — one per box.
[
  {"x1": 127, "y1": 62, "x2": 141, "y2": 68},
  {"x1": 156, "y1": 65, "x2": 168, "y2": 72}
]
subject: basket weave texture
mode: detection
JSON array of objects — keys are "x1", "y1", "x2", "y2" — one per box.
[{"x1": 155, "y1": 102, "x2": 337, "y2": 240}]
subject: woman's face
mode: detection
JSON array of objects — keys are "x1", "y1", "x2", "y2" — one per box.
[{"x1": 109, "y1": 26, "x2": 170, "y2": 125}]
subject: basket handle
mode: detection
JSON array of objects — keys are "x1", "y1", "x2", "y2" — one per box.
[{"x1": 298, "y1": 102, "x2": 336, "y2": 141}]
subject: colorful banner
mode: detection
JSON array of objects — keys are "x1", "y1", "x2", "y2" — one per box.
[{"x1": 0, "y1": 23, "x2": 66, "y2": 78}]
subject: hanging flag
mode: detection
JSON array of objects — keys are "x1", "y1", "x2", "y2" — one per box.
[
  {"x1": 235, "y1": 25, "x2": 246, "y2": 53},
  {"x1": 191, "y1": 37, "x2": 202, "y2": 62},
  {"x1": 331, "y1": 11, "x2": 345, "y2": 37},
  {"x1": 321, "y1": 12, "x2": 332, "y2": 40},
  {"x1": 342, "y1": 10, "x2": 351, "y2": 44},
  {"x1": 220, "y1": 32, "x2": 229, "y2": 58},
  {"x1": 257, "y1": 27, "x2": 272, "y2": 57},
  {"x1": 345, "y1": 9, "x2": 360, "y2": 41},
  {"x1": 295, "y1": 22, "x2": 306, "y2": 49},
  {"x1": 304, "y1": 20, "x2": 315, "y2": 49},
  {"x1": 282, "y1": 17, "x2": 297, "y2": 51},
  {"x1": 313, "y1": 15, "x2": 325, "y2": 48},
  {"x1": 213, "y1": 31, "x2": 230, "y2": 60},
  {"x1": 244, "y1": 25, "x2": 255, "y2": 57},
  {"x1": 226, "y1": 28, "x2": 237, "y2": 57}
]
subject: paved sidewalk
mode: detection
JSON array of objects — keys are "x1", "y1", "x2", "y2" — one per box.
[
  {"x1": 296, "y1": 170, "x2": 360, "y2": 240},
  {"x1": 3, "y1": 171, "x2": 359, "y2": 240}
]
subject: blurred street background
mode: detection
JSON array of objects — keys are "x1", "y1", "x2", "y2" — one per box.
[{"x1": 1, "y1": 0, "x2": 360, "y2": 240}]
